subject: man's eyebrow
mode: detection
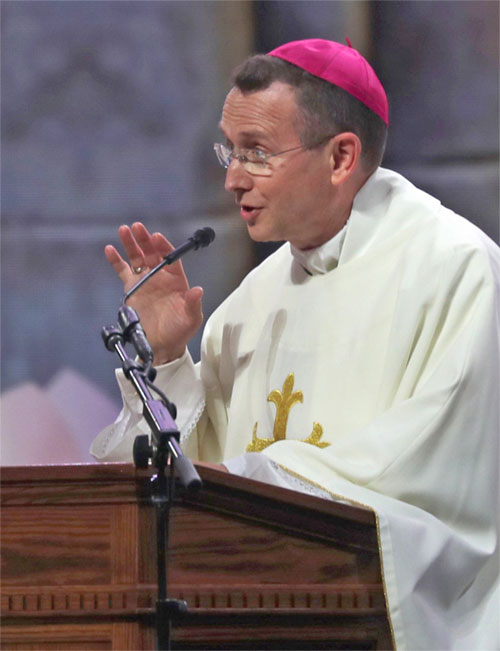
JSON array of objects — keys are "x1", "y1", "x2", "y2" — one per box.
[
  {"x1": 217, "y1": 123, "x2": 269, "y2": 142},
  {"x1": 239, "y1": 131, "x2": 270, "y2": 143}
]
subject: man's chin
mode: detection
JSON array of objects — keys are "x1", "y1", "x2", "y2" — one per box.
[
  {"x1": 246, "y1": 222, "x2": 263, "y2": 240},
  {"x1": 246, "y1": 223, "x2": 281, "y2": 244}
]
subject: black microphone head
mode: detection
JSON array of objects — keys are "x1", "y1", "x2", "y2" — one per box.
[{"x1": 193, "y1": 227, "x2": 215, "y2": 249}]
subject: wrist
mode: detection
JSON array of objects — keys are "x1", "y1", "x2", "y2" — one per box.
[{"x1": 155, "y1": 346, "x2": 186, "y2": 366}]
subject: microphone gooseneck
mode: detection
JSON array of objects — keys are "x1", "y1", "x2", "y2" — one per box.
[{"x1": 122, "y1": 227, "x2": 215, "y2": 306}]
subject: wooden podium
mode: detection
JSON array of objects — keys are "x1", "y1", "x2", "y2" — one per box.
[{"x1": 1, "y1": 463, "x2": 393, "y2": 650}]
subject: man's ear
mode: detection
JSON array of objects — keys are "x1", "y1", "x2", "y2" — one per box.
[{"x1": 328, "y1": 132, "x2": 362, "y2": 186}]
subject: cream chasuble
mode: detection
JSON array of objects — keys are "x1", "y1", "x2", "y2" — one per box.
[{"x1": 91, "y1": 168, "x2": 500, "y2": 650}]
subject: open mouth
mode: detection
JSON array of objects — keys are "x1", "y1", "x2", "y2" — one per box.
[{"x1": 240, "y1": 205, "x2": 262, "y2": 221}]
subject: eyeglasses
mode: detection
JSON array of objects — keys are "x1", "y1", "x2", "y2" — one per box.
[
  {"x1": 213, "y1": 142, "x2": 308, "y2": 177},
  {"x1": 213, "y1": 135, "x2": 336, "y2": 177}
]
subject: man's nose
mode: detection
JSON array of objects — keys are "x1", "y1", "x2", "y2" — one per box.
[{"x1": 224, "y1": 159, "x2": 253, "y2": 194}]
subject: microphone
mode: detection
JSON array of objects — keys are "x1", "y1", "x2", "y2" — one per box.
[
  {"x1": 122, "y1": 227, "x2": 216, "y2": 305},
  {"x1": 163, "y1": 227, "x2": 215, "y2": 265}
]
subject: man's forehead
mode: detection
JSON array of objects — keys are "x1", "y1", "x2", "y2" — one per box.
[
  {"x1": 223, "y1": 82, "x2": 296, "y2": 107},
  {"x1": 219, "y1": 83, "x2": 299, "y2": 136}
]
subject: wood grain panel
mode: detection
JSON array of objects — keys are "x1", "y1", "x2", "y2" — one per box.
[
  {"x1": 168, "y1": 505, "x2": 380, "y2": 586},
  {"x1": 111, "y1": 505, "x2": 139, "y2": 584},
  {"x1": 169, "y1": 612, "x2": 391, "y2": 649},
  {"x1": 1, "y1": 621, "x2": 115, "y2": 649},
  {"x1": 1, "y1": 505, "x2": 112, "y2": 586}
]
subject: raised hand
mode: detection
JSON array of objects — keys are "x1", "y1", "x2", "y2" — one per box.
[{"x1": 105, "y1": 222, "x2": 204, "y2": 364}]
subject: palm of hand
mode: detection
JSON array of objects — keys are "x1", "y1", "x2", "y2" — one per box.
[
  {"x1": 127, "y1": 266, "x2": 202, "y2": 364},
  {"x1": 106, "y1": 223, "x2": 204, "y2": 365}
]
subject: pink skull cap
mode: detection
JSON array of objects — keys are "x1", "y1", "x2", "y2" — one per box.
[{"x1": 268, "y1": 38, "x2": 389, "y2": 125}]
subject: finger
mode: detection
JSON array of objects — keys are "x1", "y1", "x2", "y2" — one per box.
[
  {"x1": 104, "y1": 244, "x2": 133, "y2": 282},
  {"x1": 118, "y1": 225, "x2": 148, "y2": 272},
  {"x1": 131, "y1": 222, "x2": 165, "y2": 269},
  {"x1": 184, "y1": 286, "x2": 204, "y2": 322},
  {"x1": 151, "y1": 232, "x2": 176, "y2": 257},
  {"x1": 150, "y1": 232, "x2": 191, "y2": 278}
]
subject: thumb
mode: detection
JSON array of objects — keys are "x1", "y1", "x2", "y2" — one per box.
[{"x1": 185, "y1": 286, "x2": 204, "y2": 320}]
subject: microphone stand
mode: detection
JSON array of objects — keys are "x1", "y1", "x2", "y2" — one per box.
[
  {"x1": 101, "y1": 318, "x2": 201, "y2": 650},
  {"x1": 100, "y1": 226, "x2": 214, "y2": 648}
]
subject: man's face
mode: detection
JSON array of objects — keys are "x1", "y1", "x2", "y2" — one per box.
[{"x1": 219, "y1": 82, "x2": 339, "y2": 251}]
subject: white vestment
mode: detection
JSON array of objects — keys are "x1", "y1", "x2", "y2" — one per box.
[{"x1": 92, "y1": 168, "x2": 500, "y2": 650}]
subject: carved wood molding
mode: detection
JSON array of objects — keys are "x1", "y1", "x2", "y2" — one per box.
[
  {"x1": 2, "y1": 585, "x2": 153, "y2": 618},
  {"x1": 2, "y1": 583, "x2": 386, "y2": 618}
]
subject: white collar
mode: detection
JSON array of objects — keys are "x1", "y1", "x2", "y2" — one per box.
[
  {"x1": 290, "y1": 168, "x2": 443, "y2": 276},
  {"x1": 290, "y1": 220, "x2": 349, "y2": 275}
]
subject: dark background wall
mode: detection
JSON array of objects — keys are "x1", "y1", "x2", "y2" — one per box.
[{"x1": 1, "y1": 1, "x2": 498, "y2": 450}]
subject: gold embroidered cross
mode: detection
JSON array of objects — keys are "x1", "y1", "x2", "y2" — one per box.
[{"x1": 246, "y1": 373, "x2": 330, "y2": 453}]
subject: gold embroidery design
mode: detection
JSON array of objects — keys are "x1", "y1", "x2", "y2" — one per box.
[{"x1": 246, "y1": 373, "x2": 330, "y2": 452}]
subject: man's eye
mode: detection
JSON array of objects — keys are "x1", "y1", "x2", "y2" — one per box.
[{"x1": 250, "y1": 149, "x2": 267, "y2": 162}]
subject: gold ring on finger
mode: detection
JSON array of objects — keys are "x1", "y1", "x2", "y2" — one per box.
[{"x1": 132, "y1": 265, "x2": 147, "y2": 275}]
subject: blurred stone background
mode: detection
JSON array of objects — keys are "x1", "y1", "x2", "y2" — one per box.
[{"x1": 1, "y1": 1, "x2": 498, "y2": 461}]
